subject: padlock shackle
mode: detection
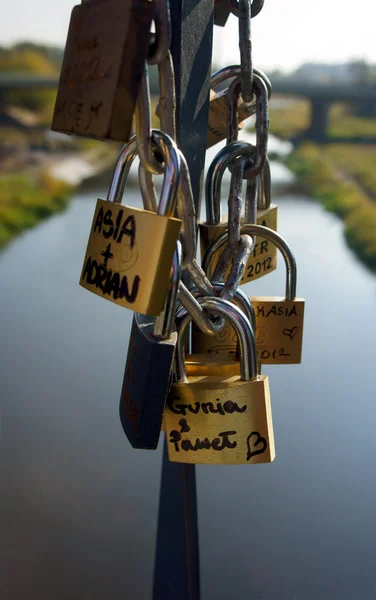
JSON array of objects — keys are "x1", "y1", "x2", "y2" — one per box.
[
  {"x1": 205, "y1": 141, "x2": 256, "y2": 224},
  {"x1": 213, "y1": 233, "x2": 254, "y2": 301},
  {"x1": 202, "y1": 224, "x2": 297, "y2": 300},
  {"x1": 153, "y1": 241, "x2": 182, "y2": 340},
  {"x1": 152, "y1": 130, "x2": 181, "y2": 217},
  {"x1": 229, "y1": 74, "x2": 268, "y2": 179},
  {"x1": 175, "y1": 282, "x2": 256, "y2": 333},
  {"x1": 257, "y1": 156, "x2": 271, "y2": 210},
  {"x1": 175, "y1": 150, "x2": 196, "y2": 266},
  {"x1": 178, "y1": 281, "x2": 225, "y2": 336},
  {"x1": 107, "y1": 136, "x2": 138, "y2": 204},
  {"x1": 210, "y1": 65, "x2": 272, "y2": 100},
  {"x1": 176, "y1": 297, "x2": 258, "y2": 383},
  {"x1": 107, "y1": 130, "x2": 181, "y2": 218}
]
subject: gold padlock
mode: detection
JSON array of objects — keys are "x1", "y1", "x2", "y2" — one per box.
[
  {"x1": 52, "y1": 0, "x2": 154, "y2": 141},
  {"x1": 174, "y1": 291, "x2": 243, "y2": 376},
  {"x1": 204, "y1": 224, "x2": 305, "y2": 365},
  {"x1": 179, "y1": 284, "x2": 262, "y2": 375},
  {"x1": 207, "y1": 66, "x2": 272, "y2": 148},
  {"x1": 164, "y1": 297, "x2": 275, "y2": 464},
  {"x1": 199, "y1": 144, "x2": 278, "y2": 283},
  {"x1": 189, "y1": 282, "x2": 255, "y2": 357},
  {"x1": 79, "y1": 131, "x2": 182, "y2": 316}
]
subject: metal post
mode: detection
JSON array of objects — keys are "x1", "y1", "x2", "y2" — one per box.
[{"x1": 152, "y1": 2, "x2": 214, "y2": 599}]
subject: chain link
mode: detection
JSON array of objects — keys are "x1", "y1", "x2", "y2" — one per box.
[
  {"x1": 237, "y1": 0, "x2": 253, "y2": 102},
  {"x1": 229, "y1": 0, "x2": 265, "y2": 18}
]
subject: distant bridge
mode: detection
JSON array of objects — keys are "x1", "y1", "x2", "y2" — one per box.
[
  {"x1": 271, "y1": 79, "x2": 376, "y2": 144},
  {"x1": 1, "y1": 75, "x2": 376, "y2": 143}
]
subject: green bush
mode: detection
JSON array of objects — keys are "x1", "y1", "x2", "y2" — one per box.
[
  {"x1": 0, "y1": 171, "x2": 73, "y2": 248},
  {"x1": 287, "y1": 143, "x2": 376, "y2": 273}
]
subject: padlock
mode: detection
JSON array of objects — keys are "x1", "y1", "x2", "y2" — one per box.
[
  {"x1": 188, "y1": 283, "x2": 255, "y2": 358},
  {"x1": 79, "y1": 131, "x2": 182, "y2": 316},
  {"x1": 207, "y1": 66, "x2": 271, "y2": 148},
  {"x1": 207, "y1": 88, "x2": 246, "y2": 149},
  {"x1": 182, "y1": 284, "x2": 262, "y2": 375},
  {"x1": 204, "y1": 224, "x2": 305, "y2": 365},
  {"x1": 199, "y1": 143, "x2": 278, "y2": 283},
  {"x1": 164, "y1": 297, "x2": 275, "y2": 464},
  {"x1": 52, "y1": 0, "x2": 154, "y2": 141},
  {"x1": 119, "y1": 242, "x2": 181, "y2": 449}
]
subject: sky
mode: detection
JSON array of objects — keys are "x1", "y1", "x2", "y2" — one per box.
[{"x1": 0, "y1": 0, "x2": 375, "y2": 72}]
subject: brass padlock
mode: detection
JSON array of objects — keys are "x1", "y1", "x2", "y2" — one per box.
[
  {"x1": 205, "y1": 224, "x2": 305, "y2": 365},
  {"x1": 52, "y1": 0, "x2": 154, "y2": 141},
  {"x1": 180, "y1": 284, "x2": 261, "y2": 375},
  {"x1": 174, "y1": 287, "x2": 246, "y2": 377},
  {"x1": 199, "y1": 143, "x2": 278, "y2": 283},
  {"x1": 207, "y1": 66, "x2": 271, "y2": 148},
  {"x1": 79, "y1": 131, "x2": 182, "y2": 316},
  {"x1": 187, "y1": 283, "x2": 255, "y2": 358},
  {"x1": 164, "y1": 297, "x2": 275, "y2": 464},
  {"x1": 207, "y1": 87, "x2": 246, "y2": 149}
]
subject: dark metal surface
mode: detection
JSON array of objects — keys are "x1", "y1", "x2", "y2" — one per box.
[
  {"x1": 153, "y1": 2, "x2": 215, "y2": 599},
  {"x1": 119, "y1": 314, "x2": 176, "y2": 449},
  {"x1": 170, "y1": 0, "x2": 215, "y2": 220}
]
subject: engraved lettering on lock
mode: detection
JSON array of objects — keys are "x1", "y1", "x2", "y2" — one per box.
[
  {"x1": 60, "y1": 55, "x2": 102, "y2": 86},
  {"x1": 167, "y1": 396, "x2": 247, "y2": 416},
  {"x1": 93, "y1": 207, "x2": 136, "y2": 248},
  {"x1": 250, "y1": 239, "x2": 269, "y2": 258},
  {"x1": 256, "y1": 304, "x2": 298, "y2": 318},
  {"x1": 168, "y1": 419, "x2": 237, "y2": 453},
  {"x1": 207, "y1": 344, "x2": 237, "y2": 355},
  {"x1": 243, "y1": 256, "x2": 272, "y2": 281},
  {"x1": 84, "y1": 101, "x2": 104, "y2": 132},
  {"x1": 101, "y1": 243, "x2": 114, "y2": 267},
  {"x1": 259, "y1": 348, "x2": 291, "y2": 360},
  {"x1": 81, "y1": 256, "x2": 140, "y2": 302},
  {"x1": 77, "y1": 35, "x2": 99, "y2": 54}
]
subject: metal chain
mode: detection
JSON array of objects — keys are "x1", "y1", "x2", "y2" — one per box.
[
  {"x1": 229, "y1": 0, "x2": 265, "y2": 18},
  {"x1": 148, "y1": 0, "x2": 171, "y2": 65},
  {"x1": 237, "y1": 0, "x2": 253, "y2": 102},
  {"x1": 136, "y1": 0, "x2": 174, "y2": 175}
]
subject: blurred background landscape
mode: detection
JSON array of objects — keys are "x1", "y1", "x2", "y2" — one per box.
[
  {"x1": 2, "y1": 2, "x2": 376, "y2": 600},
  {"x1": 1, "y1": 40, "x2": 376, "y2": 272}
]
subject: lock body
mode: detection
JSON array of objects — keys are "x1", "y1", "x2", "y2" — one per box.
[
  {"x1": 164, "y1": 375, "x2": 275, "y2": 464},
  {"x1": 80, "y1": 199, "x2": 181, "y2": 315},
  {"x1": 251, "y1": 297, "x2": 305, "y2": 364},
  {"x1": 191, "y1": 322, "x2": 238, "y2": 357},
  {"x1": 207, "y1": 89, "x2": 249, "y2": 148},
  {"x1": 190, "y1": 328, "x2": 262, "y2": 374},
  {"x1": 119, "y1": 313, "x2": 177, "y2": 449},
  {"x1": 52, "y1": 0, "x2": 153, "y2": 141},
  {"x1": 186, "y1": 353, "x2": 240, "y2": 377},
  {"x1": 200, "y1": 205, "x2": 278, "y2": 283}
]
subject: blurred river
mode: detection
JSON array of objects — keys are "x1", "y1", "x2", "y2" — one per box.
[{"x1": 1, "y1": 151, "x2": 376, "y2": 600}]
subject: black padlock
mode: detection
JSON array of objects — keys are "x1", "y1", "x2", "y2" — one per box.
[{"x1": 119, "y1": 242, "x2": 181, "y2": 449}]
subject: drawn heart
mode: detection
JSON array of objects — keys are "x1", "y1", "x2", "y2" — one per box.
[
  {"x1": 246, "y1": 431, "x2": 267, "y2": 461},
  {"x1": 283, "y1": 326, "x2": 299, "y2": 341}
]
